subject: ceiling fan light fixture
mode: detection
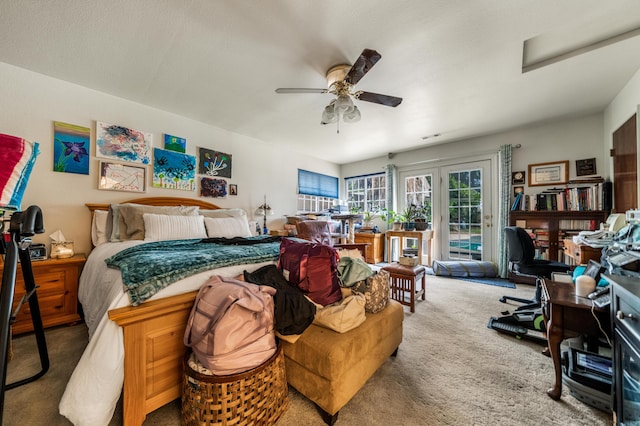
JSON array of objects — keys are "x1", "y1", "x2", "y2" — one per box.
[
  {"x1": 343, "y1": 106, "x2": 361, "y2": 123},
  {"x1": 334, "y1": 93, "x2": 354, "y2": 114},
  {"x1": 275, "y1": 49, "x2": 402, "y2": 130},
  {"x1": 321, "y1": 102, "x2": 338, "y2": 124}
]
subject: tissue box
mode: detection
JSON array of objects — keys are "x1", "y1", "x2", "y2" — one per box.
[{"x1": 51, "y1": 241, "x2": 74, "y2": 259}]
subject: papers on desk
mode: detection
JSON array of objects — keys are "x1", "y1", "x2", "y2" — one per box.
[{"x1": 573, "y1": 229, "x2": 615, "y2": 247}]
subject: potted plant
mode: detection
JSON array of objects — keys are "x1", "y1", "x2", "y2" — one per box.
[
  {"x1": 362, "y1": 210, "x2": 378, "y2": 229},
  {"x1": 399, "y1": 205, "x2": 417, "y2": 231},
  {"x1": 380, "y1": 208, "x2": 402, "y2": 231},
  {"x1": 414, "y1": 201, "x2": 432, "y2": 231}
]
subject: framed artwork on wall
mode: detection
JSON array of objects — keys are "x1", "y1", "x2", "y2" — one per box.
[
  {"x1": 164, "y1": 134, "x2": 186, "y2": 153},
  {"x1": 528, "y1": 160, "x2": 569, "y2": 186},
  {"x1": 229, "y1": 184, "x2": 237, "y2": 195},
  {"x1": 98, "y1": 161, "x2": 146, "y2": 192},
  {"x1": 200, "y1": 177, "x2": 227, "y2": 198},
  {"x1": 576, "y1": 158, "x2": 597, "y2": 176},
  {"x1": 53, "y1": 121, "x2": 90, "y2": 175},
  {"x1": 152, "y1": 148, "x2": 196, "y2": 191},
  {"x1": 96, "y1": 121, "x2": 152, "y2": 164},
  {"x1": 198, "y1": 147, "x2": 232, "y2": 178}
]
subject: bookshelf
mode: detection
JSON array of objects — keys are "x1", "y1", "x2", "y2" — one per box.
[
  {"x1": 509, "y1": 210, "x2": 608, "y2": 262},
  {"x1": 511, "y1": 178, "x2": 605, "y2": 212}
]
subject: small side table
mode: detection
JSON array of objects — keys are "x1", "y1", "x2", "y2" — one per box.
[
  {"x1": 386, "y1": 229, "x2": 433, "y2": 266},
  {"x1": 381, "y1": 263, "x2": 426, "y2": 313}
]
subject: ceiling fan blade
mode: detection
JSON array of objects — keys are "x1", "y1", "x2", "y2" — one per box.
[
  {"x1": 275, "y1": 88, "x2": 327, "y2": 94},
  {"x1": 357, "y1": 91, "x2": 402, "y2": 107},
  {"x1": 345, "y1": 49, "x2": 382, "y2": 85}
]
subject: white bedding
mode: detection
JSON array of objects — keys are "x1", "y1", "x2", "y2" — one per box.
[{"x1": 58, "y1": 241, "x2": 274, "y2": 426}]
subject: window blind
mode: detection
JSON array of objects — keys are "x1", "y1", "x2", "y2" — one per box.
[{"x1": 298, "y1": 169, "x2": 338, "y2": 198}]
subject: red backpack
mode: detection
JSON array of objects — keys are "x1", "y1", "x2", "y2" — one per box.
[{"x1": 278, "y1": 238, "x2": 342, "y2": 306}]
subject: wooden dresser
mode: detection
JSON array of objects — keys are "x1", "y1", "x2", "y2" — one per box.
[
  {"x1": 0, "y1": 253, "x2": 85, "y2": 334},
  {"x1": 354, "y1": 232, "x2": 384, "y2": 264}
]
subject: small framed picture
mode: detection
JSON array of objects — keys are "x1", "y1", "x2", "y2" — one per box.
[
  {"x1": 528, "y1": 160, "x2": 569, "y2": 186},
  {"x1": 98, "y1": 161, "x2": 146, "y2": 192},
  {"x1": 576, "y1": 158, "x2": 596, "y2": 176},
  {"x1": 513, "y1": 186, "x2": 524, "y2": 197},
  {"x1": 229, "y1": 184, "x2": 238, "y2": 196},
  {"x1": 512, "y1": 171, "x2": 525, "y2": 185}
]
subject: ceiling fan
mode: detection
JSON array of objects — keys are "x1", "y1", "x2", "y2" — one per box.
[{"x1": 275, "y1": 49, "x2": 402, "y2": 130}]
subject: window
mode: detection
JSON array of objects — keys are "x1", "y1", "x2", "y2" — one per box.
[
  {"x1": 405, "y1": 174, "x2": 433, "y2": 225},
  {"x1": 297, "y1": 169, "x2": 338, "y2": 213},
  {"x1": 297, "y1": 194, "x2": 335, "y2": 213},
  {"x1": 345, "y1": 173, "x2": 386, "y2": 212}
]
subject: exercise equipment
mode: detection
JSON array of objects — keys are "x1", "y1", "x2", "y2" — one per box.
[
  {"x1": 487, "y1": 314, "x2": 547, "y2": 345},
  {"x1": 0, "y1": 206, "x2": 48, "y2": 425},
  {"x1": 489, "y1": 275, "x2": 548, "y2": 345}
]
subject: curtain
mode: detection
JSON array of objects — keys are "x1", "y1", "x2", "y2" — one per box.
[
  {"x1": 384, "y1": 164, "x2": 397, "y2": 261},
  {"x1": 497, "y1": 145, "x2": 512, "y2": 278},
  {"x1": 385, "y1": 164, "x2": 396, "y2": 213},
  {"x1": 297, "y1": 169, "x2": 339, "y2": 198}
]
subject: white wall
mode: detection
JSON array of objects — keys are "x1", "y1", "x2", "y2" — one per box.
[
  {"x1": 0, "y1": 62, "x2": 339, "y2": 254},
  {"x1": 603, "y1": 66, "x2": 640, "y2": 204}
]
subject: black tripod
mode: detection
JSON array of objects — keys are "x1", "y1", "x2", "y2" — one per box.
[{"x1": 0, "y1": 206, "x2": 49, "y2": 424}]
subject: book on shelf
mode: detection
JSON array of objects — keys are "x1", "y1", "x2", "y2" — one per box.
[
  {"x1": 526, "y1": 181, "x2": 604, "y2": 212},
  {"x1": 511, "y1": 192, "x2": 522, "y2": 211}
]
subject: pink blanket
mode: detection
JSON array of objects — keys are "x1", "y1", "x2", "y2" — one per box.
[{"x1": 0, "y1": 133, "x2": 39, "y2": 210}]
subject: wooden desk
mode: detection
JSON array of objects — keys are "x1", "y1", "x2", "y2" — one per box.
[
  {"x1": 386, "y1": 229, "x2": 433, "y2": 266},
  {"x1": 562, "y1": 238, "x2": 603, "y2": 265},
  {"x1": 540, "y1": 279, "x2": 610, "y2": 400}
]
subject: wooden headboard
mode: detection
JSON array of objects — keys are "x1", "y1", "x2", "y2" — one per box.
[{"x1": 86, "y1": 196, "x2": 222, "y2": 213}]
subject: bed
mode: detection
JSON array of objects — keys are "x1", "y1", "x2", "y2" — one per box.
[{"x1": 59, "y1": 197, "x2": 279, "y2": 426}]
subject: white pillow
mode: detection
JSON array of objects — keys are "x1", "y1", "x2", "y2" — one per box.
[
  {"x1": 199, "y1": 208, "x2": 247, "y2": 218},
  {"x1": 143, "y1": 213, "x2": 207, "y2": 242},
  {"x1": 204, "y1": 216, "x2": 252, "y2": 238},
  {"x1": 91, "y1": 210, "x2": 109, "y2": 246}
]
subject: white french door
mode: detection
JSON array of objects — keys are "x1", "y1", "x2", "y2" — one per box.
[
  {"x1": 398, "y1": 167, "x2": 438, "y2": 264},
  {"x1": 440, "y1": 160, "x2": 493, "y2": 261}
]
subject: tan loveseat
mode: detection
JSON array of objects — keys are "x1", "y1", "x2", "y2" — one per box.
[{"x1": 280, "y1": 299, "x2": 404, "y2": 425}]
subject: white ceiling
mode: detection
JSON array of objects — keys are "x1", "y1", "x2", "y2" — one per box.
[{"x1": 2, "y1": 1, "x2": 640, "y2": 164}]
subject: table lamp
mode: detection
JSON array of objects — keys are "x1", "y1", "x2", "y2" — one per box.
[{"x1": 254, "y1": 195, "x2": 273, "y2": 235}]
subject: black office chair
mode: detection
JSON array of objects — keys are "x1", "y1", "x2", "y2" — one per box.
[{"x1": 501, "y1": 226, "x2": 571, "y2": 309}]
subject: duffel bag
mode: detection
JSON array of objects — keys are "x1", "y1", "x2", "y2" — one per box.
[
  {"x1": 278, "y1": 238, "x2": 342, "y2": 306},
  {"x1": 183, "y1": 275, "x2": 276, "y2": 375}
]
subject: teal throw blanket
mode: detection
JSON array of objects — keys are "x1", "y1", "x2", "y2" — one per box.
[{"x1": 105, "y1": 236, "x2": 281, "y2": 305}]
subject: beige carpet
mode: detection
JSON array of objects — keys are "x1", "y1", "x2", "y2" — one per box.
[{"x1": 5, "y1": 276, "x2": 612, "y2": 425}]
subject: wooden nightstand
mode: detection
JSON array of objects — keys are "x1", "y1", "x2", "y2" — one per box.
[
  {"x1": 0, "y1": 253, "x2": 85, "y2": 334},
  {"x1": 354, "y1": 232, "x2": 384, "y2": 264}
]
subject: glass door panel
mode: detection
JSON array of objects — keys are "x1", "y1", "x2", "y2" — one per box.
[
  {"x1": 398, "y1": 168, "x2": 437, "y2": 265},
  {"x1": 441, "y1": 160, "x2": 491, "y2": 261}
]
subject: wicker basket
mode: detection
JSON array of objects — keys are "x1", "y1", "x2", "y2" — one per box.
[{"x1": 182, "y1": 344, "x2": 289, "y2": 425}]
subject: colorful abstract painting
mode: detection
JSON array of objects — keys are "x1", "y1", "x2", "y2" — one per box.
[
  {"x1": 198, "y1": 148, "x2": 232, "y2": 178},
  {"x1": 53, "y1": 121, "x2": 90, "y2": 174},
  {"x1": 164, "y1": 134, "x2": 186, "y2": 153},
  {"x1": 98, "y1": 161, "x2": 146, "y2": 192},
  {"x1": 96, "y1": 121, "x2": 152, "y2": 164},
  {"x1": 152, "y1": 148, "x2": 196, "y2": 191},
  {"x1": 200, "y1": 177, "x2": 227, "y2": 198}
]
